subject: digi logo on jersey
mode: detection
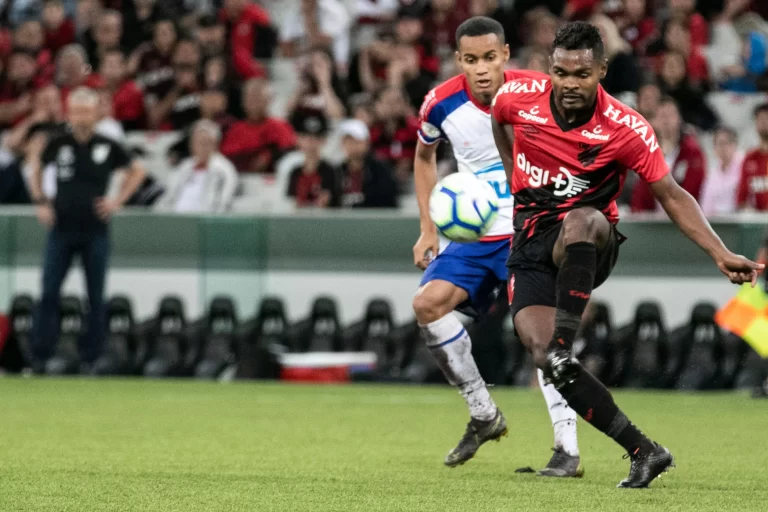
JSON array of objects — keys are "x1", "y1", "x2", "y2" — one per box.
[{"x1": 516, "y1": 153, "x2": 590, "y2": 198}]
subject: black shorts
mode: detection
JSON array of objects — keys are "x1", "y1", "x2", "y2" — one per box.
[{"x1": 507, "y1": 221, "x2": 624, "y2": 320}]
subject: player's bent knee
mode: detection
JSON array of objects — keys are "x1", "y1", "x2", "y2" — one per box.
[
  {"x1": 412, "y1": 288, "x2": 453, "y2": 324},
  {"x1": 561, "y1": 208, "x2": 606, "y2": 246}
]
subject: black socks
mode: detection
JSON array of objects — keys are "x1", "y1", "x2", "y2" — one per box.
[{"x1": 550, "y1": 242, "x2": 596, "y2": 350}]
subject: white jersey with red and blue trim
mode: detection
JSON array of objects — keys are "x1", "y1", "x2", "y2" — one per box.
[{"x1": 418, "y1": 70, "x2": 532, "y2": 239}]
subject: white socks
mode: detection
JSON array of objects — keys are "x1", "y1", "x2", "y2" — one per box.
[
  {"x1": 537, "y1": 369, "x2": 579, "y2": 456},
  {"x1": 420, "y1": 314, "x2": 497, "y2": 421}
]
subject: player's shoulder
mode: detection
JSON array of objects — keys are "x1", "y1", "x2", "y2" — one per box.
[
  {"x1": 492, "y1": 72, "x2": 550, "y2": 111},
  {"x1": 419, "y1": 74, "x2": 468, "y2": 121},
  {"x1": 596, "y1": 89, "x2": 660, "y2": 152},
  {"x1": 503, "y1": 69, "x2": 549, "y2": 82}
]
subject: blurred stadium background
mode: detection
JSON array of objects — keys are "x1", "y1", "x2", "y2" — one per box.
[{"x1": 1, "y1": 0, "x2": 768, "y2": 509}]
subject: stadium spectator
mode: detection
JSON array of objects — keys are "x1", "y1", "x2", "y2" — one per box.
[
  {"x1": 56, "y1": 44, "x2": 103, "y2": 106},
  {"x1": 653, "y1": 19, "x2": 709, "y2": 85},
  {"x1": 220, "y1": 0, "x2": 274, "y2": 79},
  {"x1": 167, "y1": 88, "x2": 235, "y2": 165},
  {"x1": 657, "y1": 51, "x2": 718, "y2": 131},
  {"x1": 631, "y1": 97, "x2": 706, "y2": 212},
  {"x1": 196, "y1": 13, "x2": 226, "y2": 60},
  {"x1": 422, "y1": 0, "x2": 468, "y2": 58},
  {"x1": 591, "y1": 13, "x2": 640, "y2": 95},
  {"x1": 95, "y1": 89, "x2": 125, "y2": 143},
  {"x1": 0, "y1": 52, "x2": 37, "y2": 127},
  {"x1": 42, "y1": 0, "x2": 75, "y2": 54},
  {"x1": 700, "y1": 126, "x2": 744, "y2": 216},
  {"x1": 350, "y1": 30, "x2": 397, "y2": 94},
  {"x1": 710, "y1": 25, "x2": 768, "y2": 93},
  {"x1": 121, "y1": 0, "x2": 174, "y2": 54},
  {"x1": 388, "y1": 42, "x2": 433, "y2": 112},
  {"x1": 286, "y1": 47, "x2": 347, "y2": 121},
  {"x1": 393, "y1": 6, "x2": 439, "y2": 77},
  {"x1": 287, "y1": 110, "x2": 337, "y2": 208},
  {"x1": 13, "y1": 20, "x2": 54, "y2": 82},
  {"x1": 27, "y1": 87, "x2": 146, "y2": 372},
  {"x1": 279, "y1": 0, "x2": 351, "y2": 73},
  {"x1": 220, "y1": 78, "x2": 296, "y2": 173},
  {"x1": 75, "y1": 0, "x2": 100, "y2": 39},
  {"x1": 98, "y1": 49, "x2": 144, "y2": 130},
  {"x1": 159, "y1": 119, "x2": 238, "y2": 213},
  {"x1": 635, "y1": 81, "x2": 661, "y2": 119},
  {"x1": 737, "y1": 103, "x2": 768, "y2": 211},
  {"x1": 85, "y1": 9, "x2": 123, "y2": 71},
  {"x1": 348, "y1": 92, "x2": 375, "y2": 126},
  {"x1": 147, "y1": 39, "x2": 202, "y2": 131},
  {"x1": 337, "y1": 119, "x2": 398, "y2": 208},
  {"x1": 369, "y1": 87, "x2": 419, "y2": 186},
  {"x1": 668, "y1": 0, "x2": 708, "y2": 47},
  {"x1": 468, "y1": 0, "x2": 517, "y2": 51},
  {"x1": 523, "y1": 10, "x2": 558, "y2": 55},
  {"x1": 517, "y1": 47, "x2": 549, "y2": 72},
  {"x1": 129, "y1": 18, "x2": 177, "y2": 106},
  {"x1": 614, "y1": 0, "x2": 656, "y2": 56},
  {"x1": 355, "y1": 0, "x2": 399, "y2": 25}
]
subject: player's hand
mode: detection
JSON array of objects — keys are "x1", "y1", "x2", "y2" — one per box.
[
  {"x1": 413, "y1": 230, "x2": 439, "y2": 270},
  {"x1": 716, "y1": 252, "x2": 765, "y2": 286},
  {"x1": 36, "y1": 204, "x2": 55, "y2": 228},
  {"x1": 94, "y1": 197, "x2": 121, "y2": 221}
]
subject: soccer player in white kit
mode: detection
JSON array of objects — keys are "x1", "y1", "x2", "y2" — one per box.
[{"x1": 412, "y1": 17, "x2": 583, "y2": 476}]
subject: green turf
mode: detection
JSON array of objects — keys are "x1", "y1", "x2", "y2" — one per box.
[{"x1": 0, "y1": 379, "x2": 766, "y2": 512}]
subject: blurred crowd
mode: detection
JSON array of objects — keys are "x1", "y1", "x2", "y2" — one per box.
[{"x1": 1, "y1": 0, "x2": 768, "y2": 213}]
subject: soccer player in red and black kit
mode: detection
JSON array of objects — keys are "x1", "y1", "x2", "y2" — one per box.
[{"x1": 492, "y1": 22, "x2": 764, "y2": 488}]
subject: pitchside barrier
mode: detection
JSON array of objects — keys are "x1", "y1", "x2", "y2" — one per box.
[{"x1": 0, "y1": 208, "x2": 766, "y2": 326}]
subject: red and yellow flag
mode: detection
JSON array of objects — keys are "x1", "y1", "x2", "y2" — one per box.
[{"x1": 715, "y1": 284, "x2": 768, "y2": 358}]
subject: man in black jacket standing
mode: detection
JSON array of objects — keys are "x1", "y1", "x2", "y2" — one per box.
[{"x1": 27, "y1": 87, "x2": 146, "y2": 371}]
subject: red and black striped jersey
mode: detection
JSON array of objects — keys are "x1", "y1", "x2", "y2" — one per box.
[{"x1": 492, "y1": 73, "x2": 668, "y2": 245}]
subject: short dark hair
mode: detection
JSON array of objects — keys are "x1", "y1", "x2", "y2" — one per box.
[
  {"x1": 552, "y1": 21, "x2": 605, "y2": 60},
  {"x1": 455, "y1": 16, "x2": 505, "y2": 48},
  {"x1": 754, "y1": 103, "x2": 768, "y2": 118}
]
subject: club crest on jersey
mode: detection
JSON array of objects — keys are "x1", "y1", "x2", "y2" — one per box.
[
  {"x1": 92, "y1": 144, "x2": 110, "y2": 164},
  {"x1": 603, "y1": 104, "x2": 659, "y2": 153},
  {"x1": 517, "y1": 153, "x2": 590, "y2": 198},
  {"x1": 518, "y1": 106, "x2": 548, "y2": 124},
  {"x1": 581, "y1": 124, "x2": 610, "y2": 141}
]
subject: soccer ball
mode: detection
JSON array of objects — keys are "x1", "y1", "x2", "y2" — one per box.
[{"x1": 429, "y1": 173, "x2": 499, "y2": 242}]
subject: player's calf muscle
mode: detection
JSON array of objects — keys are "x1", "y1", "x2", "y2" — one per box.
[{"x1": 413, "y1": 281, "x2": 467, "y2": 324}]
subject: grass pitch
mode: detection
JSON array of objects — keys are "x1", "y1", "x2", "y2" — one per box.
[{"x1": 0, "y1": 379, "x2": 766, "y2": 512}]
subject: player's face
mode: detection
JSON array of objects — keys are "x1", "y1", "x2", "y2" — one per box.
[
  {"x1": 549, "y1": 48, "x2": 606, "y2": 113},
  {"x1": 455, "y1": 34, "x2": 509, "y2": 106},
  {"x1": 756, "y1": 112, "x2": 768, "y2": 140}
]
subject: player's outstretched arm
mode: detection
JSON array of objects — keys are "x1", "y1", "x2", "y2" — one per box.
[
  {"x1": 413, "y1": 140, "x2": 440, "y2": 269},
  {"x1": 650, "y1": 175, "x2": 764, "y2": 285},
  {"x1": 491, "y1": 114, "x2": 515, "y2": 184}
]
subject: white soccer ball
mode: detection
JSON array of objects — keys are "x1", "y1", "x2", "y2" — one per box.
[{"x1": 429, "y1": 173, "x2": 499, "y2": 243}]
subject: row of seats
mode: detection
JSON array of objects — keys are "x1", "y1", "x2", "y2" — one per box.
[{"x1": 1, "y1": 293, "x2": 766, "y2": 393}]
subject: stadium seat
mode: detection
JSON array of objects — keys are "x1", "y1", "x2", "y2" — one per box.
[
  {"x1": 735, "y1": 345, "x2": 768, "y2": 391},
  {"x1": 194, "y1": 296, "x2": 239, "y2": 379},
  {"x1": 720, "y1": 332, "x2": 749, "y2": 389},
  {"x1": 92, "y1": 296, "x2": 137, "y2": 376},
  {"x1": 615, "y1": 302, "x2": 668, "y2": 388},
  {"x1": 235, "y1": 296, "x2": 289, "y2": 379},
  {"x1": 46, "y1": 296, "x2": 84, "y2": 375},
  {"x1": 575, "y1": 302, "x2": 614, "y2": 382},
  {"x1": 292, "y1": 296, "x2": 344, "y2": 352},
  {"x1": 344, "y1": 298, "x2": 400, "y2": 380},
  {"x1": 0, "y1": 294, "x2": 36, "y2": 372},
  {"x1": 673, "y1": 303, "x2": 723, "y2": 390},
  {"x1": 142, "y1": 296, "x2": 187, "y2": 378}
]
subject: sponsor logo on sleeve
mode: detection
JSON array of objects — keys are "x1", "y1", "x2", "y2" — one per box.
[{"x1": 603, "y1": 104, "x2": 659, "y2": 153}]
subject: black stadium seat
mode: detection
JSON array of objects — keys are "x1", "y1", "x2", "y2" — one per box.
[
  {"x1": 143, "y1": 296, "x2": 187, "y2": 377},
  {"x1": 344, "y1": 298, "x2": 401, "y2": 380},
  {"x1": 615, "y1": 302, "x2": 668, "y2": 388},
  {"x1": 673, "y1": 303, "x2": 723, "y2": 390},
  {"x1": 195, "y1": 296, "x2": 239, "y2": 379},
  {"x1": 0, "y1": 294, "x2": 36, "y2": 372},
  {"x1": 575, "y1": 302, "x2": 613, "y2": 382},
  {"x1": 236, "y1": 296, "x2": 289, "y2": 379},
  {"x1": 292, "y1": 296, "x2": 344, "y2": 352},
  {"x1": 92, "y1": 296, "x2": 137, "y2": 376},
  {"x1": 46, "y1": 296, "x2": 84, "y2": 375}
]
